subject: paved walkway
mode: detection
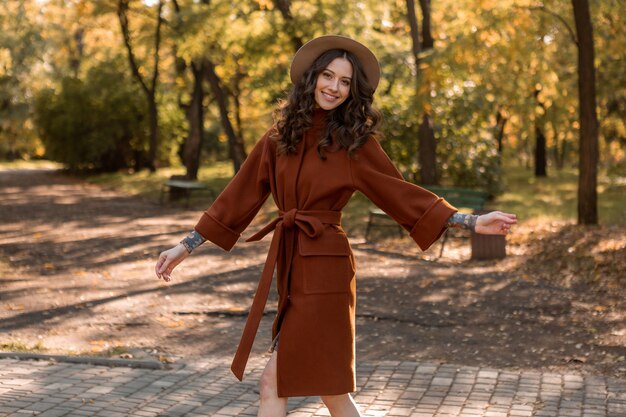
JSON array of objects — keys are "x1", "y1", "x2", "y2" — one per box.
[{"x1": 0, "y1": 357, "x2": 624, "y2": 417}]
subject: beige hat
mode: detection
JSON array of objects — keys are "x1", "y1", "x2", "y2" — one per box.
[{"x1": 290, "y1": 35, "x2": 381, "y2": 91}]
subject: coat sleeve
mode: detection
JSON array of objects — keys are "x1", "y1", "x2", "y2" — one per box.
[
  {"x1": 194, "y1": 130, "x2": 273, "y2": 251},
  {"x1": 349, "y1": 137, "x2": 457, "y2": 251}
]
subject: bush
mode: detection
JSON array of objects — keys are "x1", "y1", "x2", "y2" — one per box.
[
  {"x1": 34, "y1": 59, "x2": 149, "y2": 172},
  {"x1": 378, "y1": 97, "x2": 503, "y2": 196}
]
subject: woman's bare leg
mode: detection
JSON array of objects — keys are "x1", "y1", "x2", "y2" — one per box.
[
  {"x1": 257, "y1": 350, "x2": 287, "y2": 417},
  {"x1": 320, "y1": 393, "x2": 362, "y2": 417}
]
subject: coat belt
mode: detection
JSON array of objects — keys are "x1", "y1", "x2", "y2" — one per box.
[{"x1": 230, "y1": 208, "x2": 342, "y2": 381}]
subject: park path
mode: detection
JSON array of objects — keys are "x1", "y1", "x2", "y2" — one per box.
[
  {"x1": 1, "y1": 356, "x2": 625, "y2": 417},
  {"x1": 1, "y1": 167, "x2": 625, "y2": 416}
]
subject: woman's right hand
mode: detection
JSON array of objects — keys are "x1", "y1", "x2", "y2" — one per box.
[{"x1": 155, "y1": 244, "x2": 189, "y2": 282}]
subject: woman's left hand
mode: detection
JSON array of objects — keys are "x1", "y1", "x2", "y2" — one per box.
[{"x1": 475, "y1": 211, "x2": 517, "y2": 235}]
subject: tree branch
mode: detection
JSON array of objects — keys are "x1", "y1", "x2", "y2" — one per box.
[
  {"x1": 117, "y1": 0, "x2": 151, "y2": 96},
  {"x1": 150, "y1": 0, "x2": 164, "y2": 94},
  {"x1": 523, "y1": 4, "x2": 578, "y2": 46},
  {"x1": 405, "y1": 0, "x2": 421, "y2": 64}
]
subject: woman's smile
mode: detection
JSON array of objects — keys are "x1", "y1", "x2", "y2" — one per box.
[{"x1": 321, "y1": 91, "x2": 339, "y2": 101}]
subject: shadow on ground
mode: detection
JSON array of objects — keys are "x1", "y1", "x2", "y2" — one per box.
[{"x1": 0, "y1": 168, "x2": 624, "y2": 379}]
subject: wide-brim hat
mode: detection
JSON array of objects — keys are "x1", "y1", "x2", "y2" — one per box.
[{"x1": 290, "y1": 34, "x2": 381, "y2": 92}]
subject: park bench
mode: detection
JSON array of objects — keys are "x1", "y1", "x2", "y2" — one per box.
[
  {"x1": 365, "y1": 186, "x2": 503, "y2": 259},
  {"x1": 159, "y1": 179, "x2": 216, "y2": 208}
]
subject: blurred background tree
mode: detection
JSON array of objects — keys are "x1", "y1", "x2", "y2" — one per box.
[{"x1": 0, "y1": 1, "x2": 44, "y2": 160}]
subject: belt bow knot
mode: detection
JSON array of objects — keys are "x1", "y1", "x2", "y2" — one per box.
[
  {"x1": 245, "y1": 208, "x2": 326, "y2": 242},
  {"x1": 281, "y1": 208, "x2": 297, "y2": 228}
]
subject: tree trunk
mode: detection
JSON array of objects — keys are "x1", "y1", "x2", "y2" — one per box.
[
  {"x1": 117, "y1": 0, "x2": 163, "y2": 172},
  {"x1": 418, "y1": 113, "x2": 437, "y2": 184},
  {"x1": 495, "y1": 108, "x2": 507, "y2": 154},
  {"x1": 172, "y1": 0, "x2": 204, "y2": 179},
  {"x1": 534, "y1": 126, "x2": 547, "y2": 177},
  {"x1": 205, "y1": 59, "x2": 247, "y2": 173},
  {"x1": 406, "y1": 0, "x2": 421, "y2": 60},
  {"x1": 182, "y1": 62, "x2": 205, "y2": 180},
  {"x1": 572, "y1": 0, "x2": 599, "y2": 225},
  {"x1": 273, "y1": 0, "x2": 303, "y2": 52},
  {"x1": 533, "y1": 86, "x2": 547, "y2": 177},
  {"x1": 70, "y1": 28, "x2": 84, "y2": 77},
  {"x1": 418, "y1": 0, "x2": 434, "y2": 50},
  {"x1": 406, "y1": 0, "x2": 438, "y2": 184}
]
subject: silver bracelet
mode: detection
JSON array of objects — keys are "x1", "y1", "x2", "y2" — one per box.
[
  {"x1": 180, "y1": 230, "x2": 206, "y2": 253},
  {"x1": 445, "y1": 213, "x2": 478, "y2": 232}
]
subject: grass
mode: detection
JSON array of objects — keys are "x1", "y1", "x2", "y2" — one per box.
[
  {"x1": 490, "y1": 166, "x2": 626, "y2": 225},
  {"x1": 0, "y1": 341, "x2": 47, "y2": 353}
]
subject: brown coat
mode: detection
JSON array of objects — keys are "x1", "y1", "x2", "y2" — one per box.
[{"x1": 194, "y1": 108, "x2": 457, "y2": 397}]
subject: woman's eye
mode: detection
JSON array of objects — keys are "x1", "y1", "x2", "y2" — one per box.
[
  {"x1": 341, "y1": 80, "x2": 350, "y2": 87},
  {"x1": 324, "y1": 72, "x2": 332, "y2": 79}
]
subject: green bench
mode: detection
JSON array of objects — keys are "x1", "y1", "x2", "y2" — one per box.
[
  {"x1": 365, "y1": 186, "x2": 489, "y2": 257},
  {"x1": 422, "y1": 186, "x2": 489, "y2": 213},
  {"x1": 160, "y1": 179, "x2": 216, "y2": 208}
]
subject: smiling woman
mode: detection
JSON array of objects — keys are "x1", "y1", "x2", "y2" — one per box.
[{"x1": 154, "y1": 34, "x2": 517, "y2": 417}]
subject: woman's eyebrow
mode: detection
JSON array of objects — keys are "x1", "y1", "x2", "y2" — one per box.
[{"x1": 324, "y1": 68, "x2": 352, "y2": 80}]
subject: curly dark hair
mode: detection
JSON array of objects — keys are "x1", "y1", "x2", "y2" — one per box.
[{"x1": 273, "y1": 49, "x2": 382, "y2": 159}]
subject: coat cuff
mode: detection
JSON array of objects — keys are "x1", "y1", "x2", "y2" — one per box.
[
  {"x1": 409, "y1": 198, "x2": 458, "y2": 251},
  {"x1": 194, "y1": 212, "x2": 240, "y2": 251}
]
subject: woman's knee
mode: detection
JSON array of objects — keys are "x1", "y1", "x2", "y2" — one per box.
[
  {"x1": 259, "y1": 352, "x2": 279, "y2": 401},
  {"x1": 320, "y1": 393, "x2": 350, "y2": 408},
  {"x1": 258, "y1": 368, "x2": 277, "y2": 400}
]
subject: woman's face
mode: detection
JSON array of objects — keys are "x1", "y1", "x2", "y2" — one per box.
[{"x1": 314, "y1": 57, "x2": 353, "y2": 110}]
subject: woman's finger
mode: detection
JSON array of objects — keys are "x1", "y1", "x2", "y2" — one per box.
[
  {"x1": 163, "y1": 265, "x2": 174, "y2": 281},
  {"x1": 500, "y1": 212, "x2": 517, "y2": 221},
  {"x1": 158, "y1": 256, "x2": 171, "y2": 275},
  {"x1": 155, "y1": 254, "x2": 166, "y2": 279},
  {"x1": 492, "y1": 212, "x2": 517, "y2": 224}
]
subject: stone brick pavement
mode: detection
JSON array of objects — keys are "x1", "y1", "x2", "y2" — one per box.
[{"x1": 0, "y1": 356, "x2": 624, "y2": 417}]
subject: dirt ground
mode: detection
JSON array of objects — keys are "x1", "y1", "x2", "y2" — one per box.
[{"x1": 1, "y1": 168, "x2": 624, "y2": 379}]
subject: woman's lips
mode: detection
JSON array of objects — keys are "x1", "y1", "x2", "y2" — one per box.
[{"x1": 322, "y1": 91, "x2": 338, "y2": 101}]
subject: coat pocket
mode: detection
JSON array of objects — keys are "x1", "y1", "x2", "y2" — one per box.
[{"x1": 298, "y1": 228, "x2": 355, "y2": 294}]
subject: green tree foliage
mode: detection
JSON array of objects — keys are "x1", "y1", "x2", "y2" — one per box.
[
  {"x1": 34, "y1": 59, "x2": 148, "y2": 171},
  {"x1": 0, "y1": 0, "x2": 622, "y2": 205}
]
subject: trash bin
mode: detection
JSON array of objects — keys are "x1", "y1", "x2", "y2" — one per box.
[{"x1": 471, "y1": 209, "x2": 507, "y2": 260}]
